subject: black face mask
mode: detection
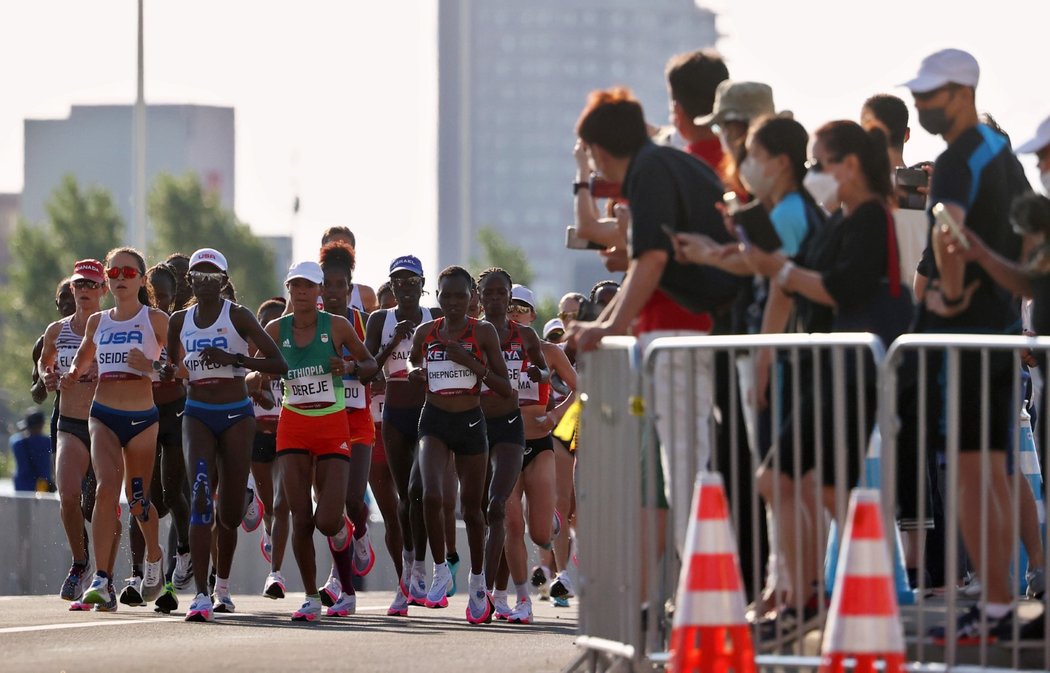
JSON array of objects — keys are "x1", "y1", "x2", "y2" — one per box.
[{"x1": 918, "y1": 107, "x2": 952, "y2": 136}]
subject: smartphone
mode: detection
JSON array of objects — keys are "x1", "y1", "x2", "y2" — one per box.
[
  {"x1": 895, "y1": 167, "x2": 928, "y2": 210},
  {"x1": 733, "y1": 200, "x2": 782, "y2": 252},
  {"x1": 723, "y1": 191, "x2": 741, "y2": 215},
  {"x1": 565, "y1": 226, "x2": 606, "y2": 251},
  {"x1": 932, "y1": 203, "x2": 970, "y2": 250},
  {"x1": 590, "y1": 178, "x2": 622, "y2": 200}
]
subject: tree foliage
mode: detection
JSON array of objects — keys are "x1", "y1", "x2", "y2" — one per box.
[
  {"x1": 470, "y1": 227, "x2": 534, "y2": 288},
  {"x1": 149, "y1": 172, "x2": 277, "y2": 313}
]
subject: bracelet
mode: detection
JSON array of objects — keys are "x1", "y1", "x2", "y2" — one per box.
[
  {"x1": 480, "y1": 367, "x2": 490, "y2": 382},
  {"x1": 775, "y1": 261, "x2": 795, "y2": 288},
  {"x1": 573, "y1": 181, "x2": 590, "y2": 195}
]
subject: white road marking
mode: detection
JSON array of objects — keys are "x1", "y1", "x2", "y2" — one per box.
[{"x1": 0, "y1": 618, "x2": 156, "y2": 634}]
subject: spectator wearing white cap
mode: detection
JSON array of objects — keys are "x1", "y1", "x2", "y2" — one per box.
[
  {"x1": 903, "y1": 48, "x2": 1032, "y2": 642},
  {"x1": 1017, "y1": 115, "x2": 1050, "y2": 196}
]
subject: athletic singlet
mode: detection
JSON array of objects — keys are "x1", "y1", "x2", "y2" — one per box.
[
  {"x1": 277, "y1": 311, "x2": 345, "y2": 416},
  {"x1": 181, "y1": 300, "x2": 249, "y2": 385},
  {"x1": 480, "y1": 321, "x2": 539, "y2": 405},
  {"x1": 252, "y1": 377, "x2": 284, "y2": 424},
  {"x1": 341, "y1": 308, "x2": 369, "y2": 410},
  {"x1": 93, "y1": 305, "x2": 161, "y2": 381},
  {"x1": 55, "y1": 317, "x2": 97, "y2": 382},
  {"x1": 381, "y1": 306, "x2": 433, "y2": 379},
  {"x1": 422, "y1": 317, "x2": 484, "y2": 396}
]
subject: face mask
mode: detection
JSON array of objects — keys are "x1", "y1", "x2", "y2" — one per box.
[
  {"x1": 803, "y1": 170, "x2": 839, "y2": 210},
  {"x1": 739, "y1": 156, "x2": 775, "y2": 198},
  {"x1": 1041, "y1": 171, "x2": 1050, "y2": 196},
  {"x1": 918, "y1": 107, "x2": 952, "y2": 136}
]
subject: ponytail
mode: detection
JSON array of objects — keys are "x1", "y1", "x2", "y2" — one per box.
[{"x1": 814, "y1": 120, "x2": 893, "y2": 202}]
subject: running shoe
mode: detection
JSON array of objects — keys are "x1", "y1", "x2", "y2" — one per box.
[
  {"x1": 185, "y1": 592, "x2": 213, "y2": 622},
  {"x1": 172, "y1": 552, "x2": 193, "y2": 591},
  {"x1": 212, "y1": 587, "x2": 236, "y2": 613},
  {"x1": 263, "y1": 571, "x2": 286, "y2": 599},
  {"x1": 68, "y1": 599, "x2": 92, "y2": 611},
  {"x1": 241, "y1": 487, "x2": 263, "y2": 533},
  {"x1": 319, "y1": 570, "x2": 341, "y2": 608},
  {"x1": 549, "y1": 571, "x2": 575, "y2": 599},
  {"x1": 1027, "y1": 568, "x2": 1046, "y2": 599},
  {"x1": 119, "y1": 576, "x2": 145, "y2": 607},
  {"x1": 531, "y1": 565, "x2": 551, "y2": 600},
  {"x1": 260, "y1": 530, "x2": 272, "y2": 564},
  {"x1": 328, "y1": 516, "x2": 352, "y2": 553},
  {"x1": 292, "y1": 596, "x2": 322, "y2": 622},
  {"x1": 327, "y1": 592, "x2": 357, "y2": 617},
  {"x1": 352, "y1": 529, "x2": 376, "y2": 577},
  {"x1": 508, "y1": 598, "x2": 533, "y2": 625},
  {"x1": 425, "y1": 563, "x2": 453, "y2": 608},
  {"x1": 493, "y1": 592, "x2": 513, "y2": 621},
  {"x1": 154, "y1": 582, "x2": 178, "y2": 614},
  {"x1": 930, "y1": 605, "x2": 1015, "y2": 645},
  {"x1": 446, "y1": 552, "x2": 460, "y2": 597},
  {"x1": 552, "y1": 510, "x2": 562, "y2": 538},
  {"x1": 60, "y1": 561, "x2": 91, "y2": 602},
  {"x1": 94, "y1": 581, "x2": 118, "y2": 612},
  {"x1": 142, "y1": 556, "x2": 164, "y2": 601},
  {"x1": 387, "y1": 586, "x2": 410, "y2": 617},
  {"x1": 465, "y1": 586, "x2": 494, "y2": 625},
  {"x1": 407, "y1": 565, "x2": 427, "y2": 606},
  {"x1": 551, "y1": 596, "x2": 570, "y2": 608}
]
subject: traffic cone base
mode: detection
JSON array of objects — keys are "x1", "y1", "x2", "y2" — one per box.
[{"x1": 670, "y1": 625, "x2": 755, "y2": 673}]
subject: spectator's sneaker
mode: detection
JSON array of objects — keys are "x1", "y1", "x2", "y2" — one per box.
[
  {"x1": 387, "y1": 586, "x2": 410, "y2": 617},
  {"x1": 154, "y1": 582, "x2": 178, "y2": 614},
  {"x1": 549, "y1": 571, "x2": 575, "y2": 599},
  {"x1": 241, "y1": 487, "x2": 263, "y2": 533},
  {"x1": 961, "y1": 572, "x2": 982, "y2": 598},
  {"x1": 212, "y1": 588, "x2": 235, "y2": 613},
  {"x1": 465, "y1": 586, "x2": 494, "y2": 625},
  {"x1": 319, "y1": 570, "x2": 341, "y2": 608},
  {"x1": 185, "y1": 592, "x2": 213, "y2": 622},
  {"x1": 263, "y1": 571, "x2": 286, "y2": 600},
  {"x1": 407, "y1": 566, "x2": 427, "y2": 606},
  {"x1": 508, "y1": 599, "x2": 534, "y2": 625},
  {"x1": 425, "y1": 563, "x2": 453, "y2": 608},
  {"x1": 172, "y1": 552, "x2": 193, "y2": 591},
  {"x1": 446, "y1": 553, "x2": 460, "y2": 597},
  {"x1": 930, "y1": 605, "x2": 1014, "y2": 646},
  {"x1": 260, "y1": 530, "x2": 272, "y2": 564},
  {"x1": 292, "y1": 597, "x2": 322, "y2": 622},
  {"x1": 352, "y1": 529, "x2": 376, "y2": 577},
  {"x1": 1026, "y1": 568, "x2": 1046, "y2": 599},
  {"x1": 94, "y1": 581, "x2": 119, "y2": 612},
  {"x1": 119, "y1": 576, "x2": 145, "y2": 607},
  {"x1": 60, "y1": 562, "x2": 91, "y2": 601},
  {"x1": 81, "y1": 575, "x2": 111, "y2": 606},
  {"x1": 493, "y1": 593, "x2": 513, "y2": 621},
  {"x1": 327, "y1": 592, "x2": 356, "y2": 617},
  {"x1": 551, "y1": 596, "x2": 570, "y2": 608},
  {"x1": 1012, "y1": 612, "x2": 1047, "y2": 647},
  {"x1": 142, "y1": 556, "x2": 164, "y2": 602}
]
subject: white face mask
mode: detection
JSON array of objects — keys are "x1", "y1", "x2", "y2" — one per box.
[
  {"x1": 803, "y1": 170, "x2": 840, "y2": 210},
  {"x1": 1041, "y1": 171, "x2": 1050, "y2": 196},
  {"x1": 739, "y1": 156, "x2": 775, "y2": 198}
]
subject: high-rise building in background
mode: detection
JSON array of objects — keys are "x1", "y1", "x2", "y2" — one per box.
[
  {"x1": 259, "y1": 234, "x2": 293, "y2": 283},
  {"x1": 22, "y1": 104, "x2": 235, "y2": 244},
  {"x1": 437, "y1": 0, "x2": 718, "y2": 300}
]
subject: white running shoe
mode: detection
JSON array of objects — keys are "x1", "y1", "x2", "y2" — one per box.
[
  {"x1": 260, "y1": 530, "x2": 272, "y2": 564},
  {"x1": 172, "y1": 552, "x2": 193, "y2": 590},
  {"x1": 292, "y1": 596, "x2": 322, "y2": 622},
  {"x1": 425, "y1": 563, "x2": 452, "y2": 608},
  {"x1": 241, "y1": 486, "x2": 263, "y2": 533},
  {"x1": 212, "y1": 588, "x2": 236, "y2": 613},
  {"x1": 327, "y1": 592, "x2": 356, "y2": 617},
  {"x1": 387, "y1": 587, "x2": 410, "y2": 617},
  {"x1": 186, "y1": 592, "x2": 213, "y2": 622},
  {"x1": 549, "y1": 571, "x2": 575, "y2": 599},
  {"x1": 142, "y1": 556, "x2": 164, "y2": 601},
  {"x1": 407, "y1": 565, "x2": 427, "y2": 606},
  {"x1": 319, "y1": 569, "x2": 342, "y2": 607},
  {"x1": 493, "y1": 592, "x2": 513, "y2": 621},
  {"x1": 263, "y1": 571, "x2": 286, "y2": 599},
  {"x1": 465, "y1": 581, "x2": 493, "y2": 625},
  {"x1": 352, "y1": 530, "x2": 376, "y2": 576},
  {"x1": 508, "y1": 598, "x2": 533, "y2": 625},
  {"x1": 118, "y1": 576, "x2": 145, "y2": 607},
  {"x1": 82, "y1": 575, "x2": 112, "y2": 607}
]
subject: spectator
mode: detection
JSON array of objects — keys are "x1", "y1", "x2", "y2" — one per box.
[
  {"x1": 665, "y1": 48, "x2": 730, "y2": 171},
  {"x1": 1016, "y1": 114, "x2": 1050, "y2": 196},
  {"x1": 695, "y1": 80, "x2": 776, "y2": 200},
  {"x1": 12, "y1": 409, "x2": 53, "y2": 492}
]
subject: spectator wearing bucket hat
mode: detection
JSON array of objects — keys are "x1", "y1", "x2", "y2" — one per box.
[{"x1": 694, "y1": 80, "x2": 777, "y2": 198}]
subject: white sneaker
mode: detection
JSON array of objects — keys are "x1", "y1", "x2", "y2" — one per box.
[
  {"x1": 508, "y1": 598, "x2": 533, "y2": 625},
  {"x1": 425, "y1": 563, "x2": 452, "y2": 608},
  {"x1": 352, "y1": 529, "x2": 376, "y2": 576},
  {"x1": 82, "y1": 575, "x2": 113, "y2": 607},
  {"x1": 292, "y1": 596, "x2": 322, "y2": 622},
  {"x1": 550, "y1": 571, "x2": 575, "y2": 599},
  {"x1": 118, "y1": 576, "x2": 145, "y2": 607},
  {"x1": 327, "y1": 592, "x2": 356, "y2": 617},
  {"x1": 264, "y1": 571, "x2": 286, "y2": 599},
  {"x1": 493, "y1": 592, "x2": 513, "y2": 621},
  {"x1": 319, "y1": 569, "x2": 342, "y2": 607},
  {"x1": 185, "y1": 592, "x2": 213, "y2": 622},
  {"x1": 142, "y1": 556, "x2": 164, "y2": 601},
  {"x1": 172, "y1": 552, "x2": 193, "y2": 590},
  {"x1": 407, "y1": 565, "x2": 427, "y2": 606},
  {"x1": 212, "y1": 587, "x2": 236, "y2": 613},
  {"x1": 387, "y1": 588, "x2": 409, "y2": 617}
]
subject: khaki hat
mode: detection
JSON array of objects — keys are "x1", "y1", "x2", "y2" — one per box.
[{"x1": 694, "y1": 80, "x2": 775, "y2": 127}]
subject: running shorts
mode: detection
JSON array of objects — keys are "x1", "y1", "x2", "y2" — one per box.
[
  {"x1": 277, "y1": 408, "x2": 351, "y2": 459},
  {"x1": 418, "y1": 404, "x2": 487, "y2": 456}
]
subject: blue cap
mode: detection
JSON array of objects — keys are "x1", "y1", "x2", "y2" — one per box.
[{"x1": 389, "y1": 255, "x2": 424, "y2": 276}]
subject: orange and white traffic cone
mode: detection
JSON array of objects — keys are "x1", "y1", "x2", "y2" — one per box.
[
  {"x1": 819, "y1": 489, "x2": 905, "y2": 673},
  {"x1": 667, "y1": 472, "x2": 755, "y2": 673}
]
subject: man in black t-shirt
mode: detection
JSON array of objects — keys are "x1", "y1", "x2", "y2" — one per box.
[{"x1": 903, "y1": 48, "x2": 1031, "y2": 642}]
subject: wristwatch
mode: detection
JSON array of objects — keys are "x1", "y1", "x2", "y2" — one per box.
[
  {"x1": 235, "y1": 353, "x2": 246, "y2": 368},
  {"x1": 573, "y1": 181, "x2": 590, "y2": 195},
  {"x1": 151, "y1": 359, "x2": 165, "y2": 372}
]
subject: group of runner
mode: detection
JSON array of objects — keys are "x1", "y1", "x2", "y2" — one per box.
[{"x1": 36, "y1": 227, "x2": 598, "y2": 625}]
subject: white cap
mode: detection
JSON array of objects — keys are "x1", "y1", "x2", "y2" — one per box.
[
  {"x1": 1017, "y1": 115, "x2": 1050, "y2": 155},
  {"x1": 542, "y1": 318, "x2": 565, "y2": 340},
  {"x1": 285, "y1": 260, "x2": 323, "y2": 284},
  {"x1": 511, "y1": 284, "x2": 535, "y2": 309},
  {"x1": 188, "y1": 248, "x2": 228, "y2": 272},
  {"x1": 900, "y1": 48, "x2": 979, "y2": 94}
]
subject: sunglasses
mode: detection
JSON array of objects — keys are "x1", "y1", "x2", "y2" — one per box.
[
  {"x1": 508, "y1": 305, "x2": 532, "y2": 315},
  {"x1": 188, "y1": 270, "x2": 225, "y2": 284},
  {"x1": 106, "y1": 266, "x2": 141, "y2": 280},
  {"x1": 804, "y1": 157, "x2": 841, "y2": 174},
  {"x1": 72, "y1": 279, "x2": 102, "y2": 290},
  {"x1": 391, "y1": 277, "x2": 423, "y2": 288}
]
